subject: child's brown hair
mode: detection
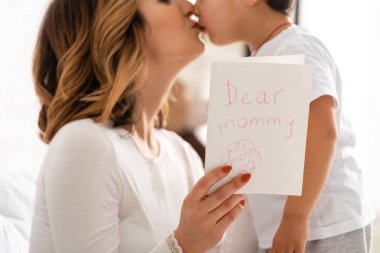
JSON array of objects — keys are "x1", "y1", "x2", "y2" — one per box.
[{"x1": 266, "y1": 0, "x2": 295, "y2": 15}]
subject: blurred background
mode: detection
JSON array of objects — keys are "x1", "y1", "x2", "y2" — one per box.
[{"x1": 0, "y1": 0, "x2": 379, "y2": 252}]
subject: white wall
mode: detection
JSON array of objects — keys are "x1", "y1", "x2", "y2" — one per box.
[
  {"x1": 0, "y1": 0, "x2": 49, "y2": 169},
  {"x1": 299, "y1": 0, "x2": 380, "y2": 210},
  {"x1": 0, "y1": 1, "x2": 49, "y2": 250}
]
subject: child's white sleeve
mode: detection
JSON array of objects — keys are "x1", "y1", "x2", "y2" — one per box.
[{"x1": 282, "y1": 45, "x2": 340, "y2": 108}]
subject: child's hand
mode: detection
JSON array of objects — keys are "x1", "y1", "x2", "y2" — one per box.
[
  {"x1": 174, "y1": 166, "x2": 251, "y2": 253},
  {"x1": 270, "y1": 215, "x2": 309, "y2": 253}
]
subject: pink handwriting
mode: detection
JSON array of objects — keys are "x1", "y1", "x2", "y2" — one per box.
[
  {"x1": 219, "y1": 115, "x2": 296, "y2": 139},
  {"x1": 224, "y1": 80, "x2": 284, "y2": 107}
]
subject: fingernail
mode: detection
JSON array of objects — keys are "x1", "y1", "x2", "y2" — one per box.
[
  {"x1": 241, "y1": 173, "x2": 251, "y2": 183},
  {"x1": 240, "y1": 199, "x2": 246, "y2": 206},
  {"x1": 222, "y1": 166, "x2": 232, "y2": 173}
]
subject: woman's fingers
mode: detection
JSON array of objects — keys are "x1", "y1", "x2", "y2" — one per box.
[
  {"x1": 202, "y1": 173, "x2": 251, "y2": 212},
  {"x1": 175, "y1": 166, "x2": 253, "y2": 253},
  {"x1": 215, "y1": 199, "x2": 246, "y2": 232},
  {"x1": 208, "y1": 194, "x2": 245, "y2": 223},
  {"x1": 188, "y1": 165, "x2": 232, "y2": 201}
]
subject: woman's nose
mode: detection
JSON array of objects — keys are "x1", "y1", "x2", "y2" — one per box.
[
  {"x1": 179, "y1": 0, "x2": 195, "y2": 17},
  {"x1": 193, "y1": 0, "x2": 200, "y2": 17}
]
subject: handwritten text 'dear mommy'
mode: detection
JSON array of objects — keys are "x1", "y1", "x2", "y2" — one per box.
[{"x1": 224, "y1": 80, "x2": 285, "y2": 107}]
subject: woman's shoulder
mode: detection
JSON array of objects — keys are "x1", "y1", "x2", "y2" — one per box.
[
  {"x1": 49, "y1": 118, "x2": 115, "y2": 155},
  {"x1": 41, "y1": 118, "x2": 121, "y2": 181}
]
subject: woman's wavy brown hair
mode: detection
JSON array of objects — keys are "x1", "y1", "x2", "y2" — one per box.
[{"x1": 33, "y1": 0, "x2": 166, "y2": 143}]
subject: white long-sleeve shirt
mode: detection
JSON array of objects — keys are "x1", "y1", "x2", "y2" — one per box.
[
  {"x1": 29, "y1": 118, "x2": 204, "y2": 252},
  {"x1": 29, "y1": 118, "x2": 257, "y2": 253}
]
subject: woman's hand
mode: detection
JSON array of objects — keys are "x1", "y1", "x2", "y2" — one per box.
[
  {"x1": 174, "y1": 166, "x2": 251, "y2": 253},
  {"x1": 270, "y1": 215, "x2": 309, "y2": 253}
]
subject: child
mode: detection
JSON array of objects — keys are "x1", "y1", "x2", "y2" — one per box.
[{"x1": 194, "y1": 0, "x2": 376, "y2": 252}]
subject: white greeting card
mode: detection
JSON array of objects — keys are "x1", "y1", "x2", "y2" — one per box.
[{"x1": 205, "y1": 55, "x2": 311, "y2": 195}]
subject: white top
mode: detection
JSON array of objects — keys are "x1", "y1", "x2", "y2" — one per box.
[
  {"x1": 248, "y1": 25, "x2": 376, "y2": 249},
  {"x1": 29, "y1": 118, "x2": 257, "y2": 253},
  {"x1": 29, "y1": 118, "x2": 203, "y2": 253}
]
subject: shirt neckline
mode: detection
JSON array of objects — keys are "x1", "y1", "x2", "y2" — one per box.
[
  {"x1": 116, "y1": 126, "x2": 163, "y2": 162},
  {"x1": 253, "y1": 24, "x2": 296, "y2": 56}
]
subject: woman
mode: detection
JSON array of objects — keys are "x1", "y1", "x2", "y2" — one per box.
[{"x1": 29, "y1": 0, "x2": 253, "y2": 252}]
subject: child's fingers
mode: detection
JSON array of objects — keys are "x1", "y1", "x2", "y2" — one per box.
[{"x1": 188, "y1": 166, "x2": 232, "y2": 201}]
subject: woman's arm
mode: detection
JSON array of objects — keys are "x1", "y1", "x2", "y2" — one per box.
[{"x1": 30, "y1": 124, "x2": 122, "y2": 253}]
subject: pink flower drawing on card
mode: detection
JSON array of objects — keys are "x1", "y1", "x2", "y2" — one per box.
[{"x1": 221, "y1": 139, "x2": 262, "y2": 178}]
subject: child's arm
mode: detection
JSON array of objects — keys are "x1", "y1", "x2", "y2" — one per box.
[{"x1": 271, "y1": 95, "x2": 338, "y2": 253}]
